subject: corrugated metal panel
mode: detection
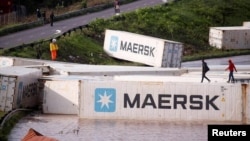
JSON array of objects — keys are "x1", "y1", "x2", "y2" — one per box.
[
  {"x1": 80, "y1": 80, "x2": 243, "y2": 122},
  {"x1": 0, "y1": 76, "x2": 16, "y2": 111},
  {"x1": 161, "y1": 42, "x2": 183, "y2": 68},
  {"x1": 43, "y1": 80, "x2": 79, "y2": 114}
]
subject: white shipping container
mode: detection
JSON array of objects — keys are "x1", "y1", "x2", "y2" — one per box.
[
  {"x1": 79, "y1": 80, "x2": 243, "y2": 122},
  {"x1": 209, "y1": 27, "x2": 250, "y2": 49},
  {"x1": 0, "y1": 57, "x2": 14, "y2": 67},
  {"x1": 0, "y1": 56, "x2": 45, "y2": 68},
  {"x1": 243, "y1": 21, "x2": 250, "y2": 28},
  {"x1": 103, "y1": 29, "x2": 183, "y2": 68},
  {"x1": 0, "y1": 66, "x2": 42, "y2": 112},
  {"x1": 246, "y1": 84, "x2": 250, "y2": 123},
  {"x1": 42, "y1": 79, "x2": 80, "y2": 114}
]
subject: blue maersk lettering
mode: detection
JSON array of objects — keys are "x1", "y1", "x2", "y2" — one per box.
[
  {"x1": 120, "y1": 41, "x2": 155, "y2": 57},
  {"x1": 109, "y1": 36, "x2": 155, "y2": 57}
]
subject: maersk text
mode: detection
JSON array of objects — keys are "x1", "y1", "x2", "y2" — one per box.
[
  {"x1": 120, "y1": 41, "x2": 155, "y2": 57},
  {"x1": 124, "y1": 94, "x2": 219, "y2": 110}
]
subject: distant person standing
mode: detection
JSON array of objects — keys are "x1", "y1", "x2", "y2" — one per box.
[
  {"x1": 50, "y1": 11, "x2": 55, "y2": 26},
  {"x1": 225, "y1": 59, "x2": 237, "y2": 83},
  {"x1": 41, "y1": 11, "x2": 46, "y2": 24},
  {"x1": 201, "y1": 58, "x2": 210, "y2": 83},
  {"x1": 36, "y1": 9, "x2": 41, "y2": 21},
  {"x1": 50, "y1": 39, "x2": 59, "y2": 60},
  {"x1": 114, "y1": 0, "x2": 120, "y2": 15}
]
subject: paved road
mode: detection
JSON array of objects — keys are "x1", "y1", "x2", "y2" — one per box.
[
  {"x1": 182, "y1": 55, "x2": 250, "y2": 67},
  {"x1": 0, "y1": 0, "x2": 164, "y2": 49}
]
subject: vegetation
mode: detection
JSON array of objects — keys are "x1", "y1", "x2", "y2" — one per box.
[
  {"x1": 12, "y1": 0, "x2": 114, "y2": 16},
  {"x1": 1, "y1": 0, "x2": 250, "y2": 63},
  {"x1": 0, "y1": 111, "x2": 31, "y2": 141}
]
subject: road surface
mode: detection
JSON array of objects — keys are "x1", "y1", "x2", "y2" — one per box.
[{"x1": 0, "y1": 0, "x2": 164, "y2": 49}]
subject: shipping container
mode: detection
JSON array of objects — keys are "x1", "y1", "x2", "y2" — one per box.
[
  {"x1": 47, "y1": 62, "x2": 187, "y2": 76},
  {"x1": 79, "y1": 80, "x2": 249, "y2": 123},
  {"x1": 40, "y1": 74, "x2": 117, "y2": 114},
  {"x1": 103, "y1": 29, "x2": 183, "y2": 68},
  {"x1": 0, "y1": 56, "x2": 45, "y2": 68},
  {"x1": 244, "y1": 84, "x2": 250, "y2": 123},
  {"x1": 243, "y1": 21, "x2": 250, "y2": 28},
  {"x1": 0, "y1": 66, "x2": 42, "y2": 112},
  {"x1": 41, "y1": 79, "x2": 80, "y2": 114},
  {"x1": 209, "y1": 26, "x2": 250, "y2": 49}
]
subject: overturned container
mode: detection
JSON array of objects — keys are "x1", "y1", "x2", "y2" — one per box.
[
  {"x1": 103, "y1": 29, "x2": 183, "y2": 68},
  {"x1": 0, "y1": 66, "x2": 42, "y2": 112}
]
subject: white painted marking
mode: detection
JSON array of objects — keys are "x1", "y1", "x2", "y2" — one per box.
[{"x1": 55, "y1": 30, "x2": 62, "y2": 34}]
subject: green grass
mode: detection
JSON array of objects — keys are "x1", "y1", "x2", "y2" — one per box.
[
  {"x1": 1, "y1": 30, "x2": 249, "y2": 64},
  {"x1": 0, "y1": 111, "x2": 31, "y2": 141}
]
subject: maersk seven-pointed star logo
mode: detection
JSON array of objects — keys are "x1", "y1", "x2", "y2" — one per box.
[
  {"x1": 109, "y1": 36, "x2": 119, "y2": 52},
  {"x1": 95, "y1": 88, "x2": 116, "y2": 112}
]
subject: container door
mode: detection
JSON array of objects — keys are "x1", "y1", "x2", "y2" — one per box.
[
  {"x1": 0, "y1": 76, "x2": 16, "y2": 112},
  {"x1": 162, "y1": 42, "x2": 183, "y2": 68}
]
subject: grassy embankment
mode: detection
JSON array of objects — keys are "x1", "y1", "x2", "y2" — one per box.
[{"x1": 1, "y1": 0, "x2": 250, "y2": 63}]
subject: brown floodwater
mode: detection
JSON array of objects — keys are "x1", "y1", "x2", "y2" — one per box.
[{"x1": 8, "y1": 112, "x2": 208, "y2": 141}]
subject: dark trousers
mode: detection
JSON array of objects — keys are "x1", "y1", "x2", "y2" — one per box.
[
  {"x1": 50, "y1": 19, "x2": 53, "y2": 26},
  {"x1": 201, "y1": 72, "x2": 210, "y2": 82},
  {"x1": 228, "y1": 71, "x2": 235, "y2": 82}
]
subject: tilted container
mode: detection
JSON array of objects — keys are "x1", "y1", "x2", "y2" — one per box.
[
  {"x1": 0, "y1": 66, "x2": 42, "y2": 112},
  {"x1": 103, "y1": 29, "x2": 183, "y2": 68}
]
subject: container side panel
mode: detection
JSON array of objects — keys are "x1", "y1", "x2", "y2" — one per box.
[
  {"x1": 80, "y1": 80, "x2": 242, "y2": 122},
  {"x1": 43, "y1": 80, "x2": 79, "y2": 114},
  {"x1": 0, "y1": 57, "x2": 14, "y2": 67},
  {"x1": 103, "y1": 29, "x2": 166, "y2": 67},
  {"x1": 247, "y1": 84, "x2": 250, "y2": 123},
  {"x1": 209, "y1": 27, "x2": 250, "y2": 49},
  {"x1": 0, "y1": 76, "x2": 16, "y2": 112}
]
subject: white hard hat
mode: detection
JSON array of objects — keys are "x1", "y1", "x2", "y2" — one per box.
[{"x1": 52, "y1": 39, "x2": 56, "y2": 42}]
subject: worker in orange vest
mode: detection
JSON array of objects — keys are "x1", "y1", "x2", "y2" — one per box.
[{"x1": 50, "y1": 39, "x2": 59, "y2": 60}]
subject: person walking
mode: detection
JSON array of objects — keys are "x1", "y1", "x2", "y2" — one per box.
[
  {"x1": 114, "y1": 0, "x2": 120, "y2": 15},
  {"x1": 50, "y1": 11, "x2": 55, "y2": 26},
  {"x1": 50, "y1": 39, "x2": 59, "y2": 60},
  {"x1": 201, "y1": 58, "x2": 211, "y2": 83},
  {"x1": 225, "y1": 59, "x2": 237, "y2": 83}
]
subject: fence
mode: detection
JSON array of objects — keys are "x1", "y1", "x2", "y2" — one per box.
[{"x1": 0, "y1": 12, "x2": 18, "y2": 25}]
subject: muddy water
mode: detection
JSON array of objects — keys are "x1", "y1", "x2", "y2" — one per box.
[{"x1": 8, "y1": 112, "x2": 207, "y2": 141}]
